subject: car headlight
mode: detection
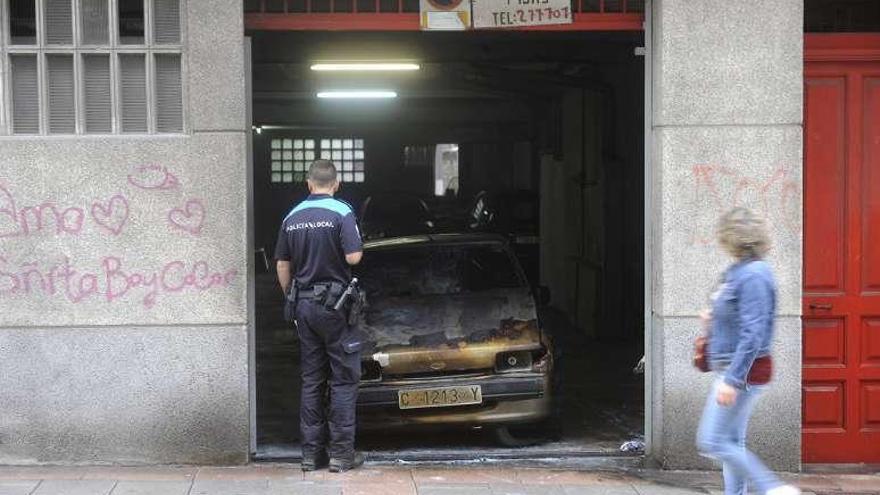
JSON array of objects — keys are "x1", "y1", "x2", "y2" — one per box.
[{"x1": 495, "y1": 351, "x2": 533, "y2": 373}]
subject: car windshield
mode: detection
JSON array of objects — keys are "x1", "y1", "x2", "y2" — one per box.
[{"x1": 357, "y1": 244, "x2": 524, "y2": 298}]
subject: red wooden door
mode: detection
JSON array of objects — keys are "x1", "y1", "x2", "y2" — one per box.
[{"x1": 803, "y1": 36, "x2": 880, "y2": 463}]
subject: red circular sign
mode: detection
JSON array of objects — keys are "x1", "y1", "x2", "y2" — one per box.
[{"x1": 427, "y1": 0, "x2": 463, "y2": 10}]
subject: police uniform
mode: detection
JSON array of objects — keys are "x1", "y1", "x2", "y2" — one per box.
[{"x1": 275, "y1": 193, "x2": 363, "y2": 463}]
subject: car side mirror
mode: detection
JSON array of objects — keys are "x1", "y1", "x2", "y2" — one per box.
[{"x1": 535, "y1": 285, "x2": 551, "y2": 306}]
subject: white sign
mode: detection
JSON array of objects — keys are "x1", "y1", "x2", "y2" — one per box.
[
  {"x1": 420, "y1": 0, "x2": 470, "y2": 30},
  {"x1": 472, "y1": 0, "x2": 573, "y2": 29}
]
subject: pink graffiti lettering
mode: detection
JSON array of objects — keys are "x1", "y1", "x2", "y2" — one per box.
[
  {"x1": 0, "y1": 184, "x2": 140, "y2": 239},
  {"x1": 168, "y1": 199, "x2": 206, "y2": 235},
  {"x1": 0, "y1": 184, "x2": 86, "y2": 238},
  {"x1": 19, "y1": 204, "x2": 86, "y2": 235},
  {"x1": 127, "y1": 164, "x2": 180, "y2": 191},
  {"x1": 689, "y1": 164, "x2": 799, "y2": 246},
  {"x1": 90, "y1": 194, "x2": 130, "y2": 236},
  {"x1": 0, "y1": 186, "x2": 18, "y2": 238},
  {"x1": 0, "y1": 256, "x2": 238, "y2": 308},
  {"x1": 77, "y1": 273, "x2": 99, "y2": 302}
]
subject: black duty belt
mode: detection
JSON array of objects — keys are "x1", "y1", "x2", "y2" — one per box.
[
  {"x1": 297, "y1": 284, "x2": 335, "y2": 301},
  {"x1": 297, "y1": 288, "x2": 323, "y2": 300}
]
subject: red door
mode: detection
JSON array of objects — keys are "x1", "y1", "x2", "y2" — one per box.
[{"x1": 803, "y1": 35, "x2": 880, "y2": 463}]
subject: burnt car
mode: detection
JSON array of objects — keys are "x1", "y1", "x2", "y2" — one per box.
[
  {"x1": 359, "y1": 193, "x2": 435, "y2": 240},
  {"x1": 353, "y1": 233, "x2": 555, "y2": 445},
  {"x1": 467, "y1": 190, "x2": 540, "y2": 285}
]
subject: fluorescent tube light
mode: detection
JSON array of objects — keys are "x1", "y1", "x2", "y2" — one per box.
[
  {"x1": 317, "y1": 91, "x2": 398, "y2": 99},
  {"x1": 311, "y1": 63, "x2": 420, "y2": 72}
]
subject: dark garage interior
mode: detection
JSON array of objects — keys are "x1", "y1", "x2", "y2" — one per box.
[{"x1": 248, "y1": 30, "x2": 646, "y2": 460}]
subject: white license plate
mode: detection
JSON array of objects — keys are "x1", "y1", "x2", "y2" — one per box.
[{"x1": 398, "y1": 385, "x2": 483, "y2": 410}]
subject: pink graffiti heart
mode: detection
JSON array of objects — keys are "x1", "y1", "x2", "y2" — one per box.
[
  {"x1": 91, "y1": 194, "x2": 130, "y2": 236},
  {"x1": 127, "y1": 164, "x2": 180, "y2": 190},
  {"x1": 168, "y1": 199, "x2": 205, "y2": 235}
]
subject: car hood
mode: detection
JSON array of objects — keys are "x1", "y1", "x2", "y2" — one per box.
[{"x1": 362, "y1": 288, "x2": 542, "y2": 375}]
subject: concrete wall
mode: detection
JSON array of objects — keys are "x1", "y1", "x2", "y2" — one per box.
[
  {"x1": 649, "y1": 0, "x2": 803, "y2": 470},
  {"x1": 0, "y1": 0, "x2": 249, "y2": 464}
]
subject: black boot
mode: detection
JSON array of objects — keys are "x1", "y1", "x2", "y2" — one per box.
[
  {"x1": 329, "y1": 451, "x2": 365, "y2": 473},
  {"x1": 301, "y1": 451, "x2": 329, "y2": 472}
]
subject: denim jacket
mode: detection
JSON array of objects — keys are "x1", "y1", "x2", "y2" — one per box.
[{"x1": 708, "y1": 259, "x2": 777, "y2": 389}]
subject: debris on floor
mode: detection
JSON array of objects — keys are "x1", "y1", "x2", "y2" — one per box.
[
  {"x1": 632, "y1": 355, "x2": 646, "y2": 374},
  {"x1": 620, "y1": 438, "x2": 645, "y2": 453}
]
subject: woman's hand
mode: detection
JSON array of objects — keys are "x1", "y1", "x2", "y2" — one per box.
[
  {"x1": 716, "y1": 382, "x2": 738, "y2": 406},
  {"x1": 699, "y1": 309, "x2": 712, "y2": 331}
]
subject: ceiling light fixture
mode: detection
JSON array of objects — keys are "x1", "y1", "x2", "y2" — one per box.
[
  {"x1": 310, "y1": 62, "x2": 421, "y2": 72},
  {"x1": 317, "y1": 90, "x2": 398, "y2": 99}
]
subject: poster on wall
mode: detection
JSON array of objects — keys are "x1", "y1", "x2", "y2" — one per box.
[
  {"x1": 420, "y1": 0, "x2": 471, "y2": 30},
  {"x1": 472, "y1": 0, "x2": 573, "y2": 28}
]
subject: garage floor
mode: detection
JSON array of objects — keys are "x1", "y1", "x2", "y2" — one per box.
[{"x1": 255, "y1": 273, "x2": 644, "y2": 461}]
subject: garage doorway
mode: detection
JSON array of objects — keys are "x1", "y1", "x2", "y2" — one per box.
[{"x1": 247, "y1": 27, "x2": 646, "y2": 461}]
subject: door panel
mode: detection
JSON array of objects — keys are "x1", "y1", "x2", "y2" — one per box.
[
  {"x1": 863, "y1": 381, "x2": 880, "y2": 430},
  {"x1": 862, "y1": 77, "x2": 880, "y2": 293},
  {"x1": 803, "y1": 381, "x2": 846, "y2": 429},
  {"x1": 803, "y1": 318, "x2": 846, "y2": 367},
  {"x1": 804, "y1": 60, "x2": 880, "y2": 463},
  {"x1": 804, "y1": 77, "x2": 846, "y2": 294}
]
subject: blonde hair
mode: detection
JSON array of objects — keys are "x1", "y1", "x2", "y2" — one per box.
[{"x1": 716, "y1": 208, "x2": 770, "y2": 260}]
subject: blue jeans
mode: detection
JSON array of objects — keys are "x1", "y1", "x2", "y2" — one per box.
[{"x1": 696, "y1": 376, "x2": 784, "y2": 495}]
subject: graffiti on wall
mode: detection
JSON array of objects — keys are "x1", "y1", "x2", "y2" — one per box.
[
  {"x1": 0, "y1": 165, "x2": 238, "y2": 308},
  {"x1": 687, "y1": 164, "x2": 799, "y2": 246}
]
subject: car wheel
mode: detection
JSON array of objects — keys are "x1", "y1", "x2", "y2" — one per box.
[{"x1": 492, "y1": 425, "x2": 547, "y2": 448}]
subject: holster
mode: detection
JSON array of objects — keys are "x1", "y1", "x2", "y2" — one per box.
[
  {"x1": 347, "y1": 288, "x2": 366, "y2": 326},
  {"x1": 324, "y1": 282, "x2": 344, "y2": 310},
  {"x1": 283, "y1": 282, "x2": 299, "y2": 323}
]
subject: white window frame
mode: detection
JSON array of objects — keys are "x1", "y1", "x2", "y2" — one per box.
[{"x1": 0, "y1": 0, "x2": 187, "y2": 136}]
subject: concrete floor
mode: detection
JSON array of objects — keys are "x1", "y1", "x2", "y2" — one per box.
[
  {"x1": 255, "y1": 272, "x2": 644, "y2": 460},
  {"x1": 0, "y1": 465, "x2": 876, "y2": 495}
]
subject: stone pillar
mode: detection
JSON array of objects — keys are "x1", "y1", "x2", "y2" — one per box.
[
  {"x1": 649, "y1": 0, "x2": 803, "y2": 470},
  {"x1": 0, "y1": 0, "x2": 249, "y2": 464}
]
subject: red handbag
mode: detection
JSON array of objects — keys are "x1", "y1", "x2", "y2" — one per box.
[
  {"x1": 694, "y1": 336, "x2": 773, "y2": 385},
  {"x1": 747, "y1": 356, "x2": 773, "y2": 385},
  {"x1": 693, "y1": 334, "x2": 710, "y2": 372}
]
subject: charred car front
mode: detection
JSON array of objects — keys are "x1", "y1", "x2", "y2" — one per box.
[{"x1": 353, "y1": 234, "x2": 554, "y2": 442}]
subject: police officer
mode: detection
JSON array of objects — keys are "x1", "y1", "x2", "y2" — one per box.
[{"x1": 275, "y1": 160, "x2": 365, "y2": 473}]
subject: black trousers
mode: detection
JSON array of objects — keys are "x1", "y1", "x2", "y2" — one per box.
[{"x1": 296, "y1": 299, "x2": 361, "y2": 459}]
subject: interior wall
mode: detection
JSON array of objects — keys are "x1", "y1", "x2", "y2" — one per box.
[
  {"x1": 539, "y1": 62, "x2": 643, "y2": 342},
  {"x1": 602, "y1": 59, "x2": 646, "y2": 342},
  {"x1": 540, "y1": 89, "x2": 605, "y2": 338}
]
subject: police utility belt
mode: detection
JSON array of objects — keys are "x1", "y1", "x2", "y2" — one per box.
[{"x1": 284, "y1": 278, "x2": 363, "y2": 325}]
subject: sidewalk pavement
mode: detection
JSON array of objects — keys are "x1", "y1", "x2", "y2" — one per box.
[{"x1": 0, "y1": 464, "x2": 877, "y2": 495}]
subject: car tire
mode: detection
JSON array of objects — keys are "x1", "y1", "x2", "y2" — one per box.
[
  {"x1": 492, "y1": 425, "x2": 546, "y2": 448},
  {"x1": 492, "y1": 374, "x2": 563, "y2": 448}
]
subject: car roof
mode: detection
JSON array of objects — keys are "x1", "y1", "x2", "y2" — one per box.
[{"x1": 363, "y1": 232, "x2": 510, "y2": 250}]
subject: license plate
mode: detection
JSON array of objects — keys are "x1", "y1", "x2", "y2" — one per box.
[{"x1": 398, "y1": 385, "x2": 482, "y2": 410}]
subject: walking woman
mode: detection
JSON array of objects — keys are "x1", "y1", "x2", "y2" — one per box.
[{"x1": 696, "y1": 208, "x2": 800, "y2": 495}]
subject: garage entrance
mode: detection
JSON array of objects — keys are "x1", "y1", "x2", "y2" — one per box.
[{"x1": 246, "y1": 14, "x2": 646, "y2": 460}]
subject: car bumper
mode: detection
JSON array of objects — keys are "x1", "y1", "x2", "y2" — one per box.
[{"x1": 356, "y1": 371, "x2": 551, "y2": 428}]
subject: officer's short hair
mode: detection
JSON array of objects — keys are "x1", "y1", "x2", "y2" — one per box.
[{"x1": 308, "y1": 160, "x2": 337, "y2": 188}]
